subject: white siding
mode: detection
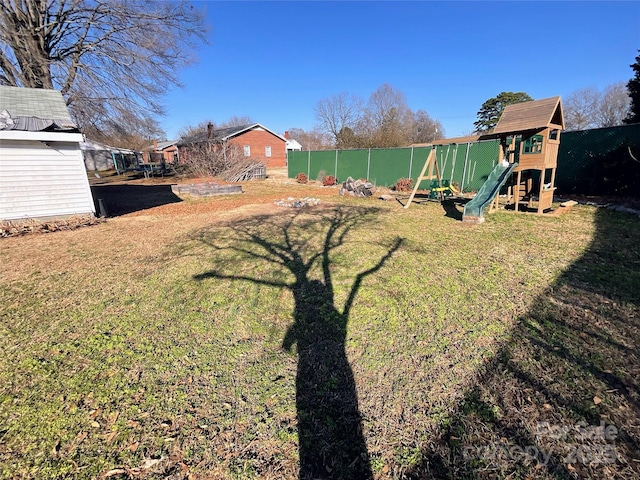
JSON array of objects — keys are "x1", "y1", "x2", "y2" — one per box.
[{"x1": 0, "y1": 140, "x2": 95, "y2": 221}]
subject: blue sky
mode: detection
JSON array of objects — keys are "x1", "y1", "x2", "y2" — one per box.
[{"x1": 161, "y1": 1, "x2": 640, "y2": 141}]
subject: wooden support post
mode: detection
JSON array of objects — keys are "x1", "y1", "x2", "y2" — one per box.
[
  {"x1": 526, "y1": 177, "x2": 534, "y2": 208},
  {"x1": 404, "y1": 149, "x2": 439, "y2": 209},
  {"x1": 514, "y1": 170, "x2": 522, "y2": 212},
  {"x1": 538, "y1": 168, "x2": 546, "y2": 215}
]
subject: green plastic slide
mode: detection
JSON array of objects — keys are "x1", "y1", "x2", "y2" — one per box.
[{"x1": 463, "y1": 162, "x2": 518, "y2": 219}]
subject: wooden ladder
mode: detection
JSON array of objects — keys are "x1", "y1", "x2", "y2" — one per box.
[{"x1": 404, "y1": 149, "x2": 440, "y2": 209}]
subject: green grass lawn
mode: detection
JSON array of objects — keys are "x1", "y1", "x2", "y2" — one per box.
[{"x1": 0, "y1": 188, "x2": 638, "y2": 479}]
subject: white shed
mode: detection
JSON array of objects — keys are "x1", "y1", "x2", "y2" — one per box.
[
  {"x1": 285, "y1": 138, "x2": 303, "y2": 151},
  {"x1": 0, "y1": 86, "x2": 95, "y2": 222},
  {"x1": 81, "y1": 139, "x2": 137, "y2": 171}
]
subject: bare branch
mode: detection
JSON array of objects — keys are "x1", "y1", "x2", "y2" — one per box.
[{"x1": 0, "y1": 0, "x2": 208, "y2": 140}]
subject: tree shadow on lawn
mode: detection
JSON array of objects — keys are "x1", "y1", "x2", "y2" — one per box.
[
  {"x1": 192, "y1": 205, "x2": 403, "y2": 480},
  {"x1": 405, "y1": 207, "x2": 640, "y2": 479}
]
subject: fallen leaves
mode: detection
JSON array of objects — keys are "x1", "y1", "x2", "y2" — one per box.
[
  {"x1": 106, "y1": 430, "x2": 118, "y2": 443},
  {"x1": 104, "y1": 457, "x2": 165, "y2": 478}
]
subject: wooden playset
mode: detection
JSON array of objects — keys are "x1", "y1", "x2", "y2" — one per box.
[
  {"x1": 488, "y1": 96, "x2": 565, "y2": 215},
  {"x1": 404, "y1": 96, "x2": 566, "y2": 222}
]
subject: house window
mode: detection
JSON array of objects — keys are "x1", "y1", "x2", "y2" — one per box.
[
  {"x1": 243, "y1": 145, "x2": 250, "y2": 157},
  {"x1": 265, "y1": 146, "x2": 272, "y2": 157},
  {"x1": 522, "y1": 135, "x2": 543, "y2": 154}
]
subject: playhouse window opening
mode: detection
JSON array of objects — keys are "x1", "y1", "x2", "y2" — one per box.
[
  {"x1": 549, "y1": 129, "x2": 559, "y2": 141},
  {"x1": 523, "y1": 135, "x2": 543, "y2": 154}
]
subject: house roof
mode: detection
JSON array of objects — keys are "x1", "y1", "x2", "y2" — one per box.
[
  {"x1": 81, "y1": 139, "x2": 136, "y2": 154},
  {"x1": 144, "y1": 140, "x2": 178, "y2": 151},
  {"x1": 286, "y1": 138, "x2": 303, "y2": 150},
  {"x1": 177, "y1": 123, "x2": 286, "y2": 146},
  {"x1": 492, "y1": 96, "x2": 564, "y2": 135},
  {"x1": 411, "y1": 134, "x2": 482, "y2": 147},
  {"x1": 0, "y1": 85, "x2": 78, "y2": 132}
]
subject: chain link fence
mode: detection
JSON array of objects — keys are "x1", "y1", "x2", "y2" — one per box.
[
  {"x1": 287, "y1": 140, "x2": 500, "y2": 192},
  {"x1": 288, "y1": 124, "x2": 640, "y2": 197},
  {"x1": 556, "y1": 124, "x2": 640, "y2": 197}
]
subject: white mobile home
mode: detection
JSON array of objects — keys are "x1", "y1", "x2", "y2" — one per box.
[{"x1": 0, "y1": 86, "x2": 95, "y2": 222}]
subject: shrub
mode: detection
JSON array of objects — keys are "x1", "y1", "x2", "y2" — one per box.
[
  {"x1": 180, "y1": 142, "x2": 244, "y2": 177},
  {"x1": 322, "y1": 175, "x2": 337, "y2": 186},
  {"x1": 295, "y1": 172, "x2": 308, "y2": 184},
  {"x1": 394, "y1": 178, "x2": 413, "y2": 192}
]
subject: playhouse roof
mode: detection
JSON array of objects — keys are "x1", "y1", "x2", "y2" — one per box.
[{"x1": 493, "y1": 96, "x2": 564, "y2": 135}]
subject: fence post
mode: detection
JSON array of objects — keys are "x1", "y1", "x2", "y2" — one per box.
[
  {"x1": 409, "y1": 147, "x2": 414, "y2": 179},
  {"x1": 461, "y1": 143, "x2": 471, "y2": 192},
  {"x1": 112, "y1": 152, "x2": 119, "y2": 175},
  {"x1": 335, "y1": 149, "x2": 338, "y2": 178},
  {"x1": 307, "y1": 150, "x2": 311, "y2": 179},
  {"x1": 450, "y1": 144, "x2": 458, "y2": 181},
  {"x1": 367, "y1": 149, "x2": 371, "y2": 181}
]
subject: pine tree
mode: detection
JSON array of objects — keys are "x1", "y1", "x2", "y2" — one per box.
[
  {"x1": 474, "y1": 92, "x2": 533, "y2": 132},
  {"x1": 624, "y1": 50, "x2": 640, "y2": 124}
]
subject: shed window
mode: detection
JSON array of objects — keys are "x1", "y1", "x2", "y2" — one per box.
[
  {"x1": 243, "y1": 145, "x2": 250, "y2": 157},
  {"x1": 522, "y1": 135, "x2": 543, "y2": 154},
  {"x1": 265, "y1": 146, "x2": 272, "y2": 157}
]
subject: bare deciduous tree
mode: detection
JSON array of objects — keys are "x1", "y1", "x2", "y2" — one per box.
[
  {"x1": 406, "y1": 109, "x2": 444, "y2": 144},
  {"x1": 564, "y1": 84, "x2": 631, "y2": 131},
  {"x1": 0, "y1": 0, "x2": 207, "y2": 139},
  {"x1": 314, "y1": 84, "x2": 444, "y2": 149},
  {"x1": 597, "y1": 82, "x2": 630, "y2": 128},
  {"x1": 359, "y1": 83, "x2": 412, "y2": 148},
  {"x1": 181, "y1": 142, "x2": 247, "y2": 178},
  {"x1": 178, "y1": 120, "x2": 216, "y2": 141},
  {"x1": 177, "y1": 119, "x2": 267, "y2": 179},
  {"x1": 84, "y1": 116, "x2": 164, "y2": 151},
  {"x1": 286, "y1": 127, "x2": 333, "y2": 150},
  {"x1": 219, "y1": 116, "x2": 255, "y2": 128},
  {"x1": 314, "y1": 92, "x2": 363, "y2": 148},
  {"x1": 564, "y1": 87, "x2": 601, "y2": 130}
]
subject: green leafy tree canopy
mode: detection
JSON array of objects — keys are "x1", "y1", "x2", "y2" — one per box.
[{"x1": 474, "y1": 91, "x2": 533, "y2": 132}]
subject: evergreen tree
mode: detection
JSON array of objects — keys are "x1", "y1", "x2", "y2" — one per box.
[
  {"x1": 474, "y1": 92, "x2": 533, "y2": 132},
  {"x1": 624, "y1": 50, "x2": 640, "y2": 124}
]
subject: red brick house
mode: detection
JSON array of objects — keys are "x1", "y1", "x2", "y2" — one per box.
[
  {"x1": 177, "y1": 123, "x2": 287, "y2": 167},
  {"x1": 142, "y1": 140, "x2": 179, "y2": 164}
]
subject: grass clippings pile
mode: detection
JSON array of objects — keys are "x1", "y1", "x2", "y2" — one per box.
[{"x1": 0, "y1": 178, "x2": 639, "y2": 479}]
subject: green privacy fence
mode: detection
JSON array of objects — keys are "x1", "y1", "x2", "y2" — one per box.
[
  {"x1": 556, "y1": 124, "x2": 640, "y2": 197},
  {"x1": 287, "y1": 140, "x2": 501, "y2": 192},
  {"x1": 288, "y1": 123, "x2": 640, "y2": 197}
]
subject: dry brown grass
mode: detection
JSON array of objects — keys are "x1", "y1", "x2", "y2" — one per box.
[{"x1": 0, "y1": 171, "x2": 638, "y2": 479}]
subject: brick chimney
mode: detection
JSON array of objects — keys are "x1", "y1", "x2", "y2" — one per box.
[
  {"x1": 207, "y1": 122, "x2": 214, "y2": 139},
  {"x1": 153, "y1": 139, "x2": 158, "y2": 150},
  {"x1": 284, "y1": 131, "x2": 290, "y2": 139}
]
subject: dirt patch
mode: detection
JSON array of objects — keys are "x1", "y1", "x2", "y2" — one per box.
[{"x1": 83, "y1": 167, "x2": 338, "y2": 219}]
